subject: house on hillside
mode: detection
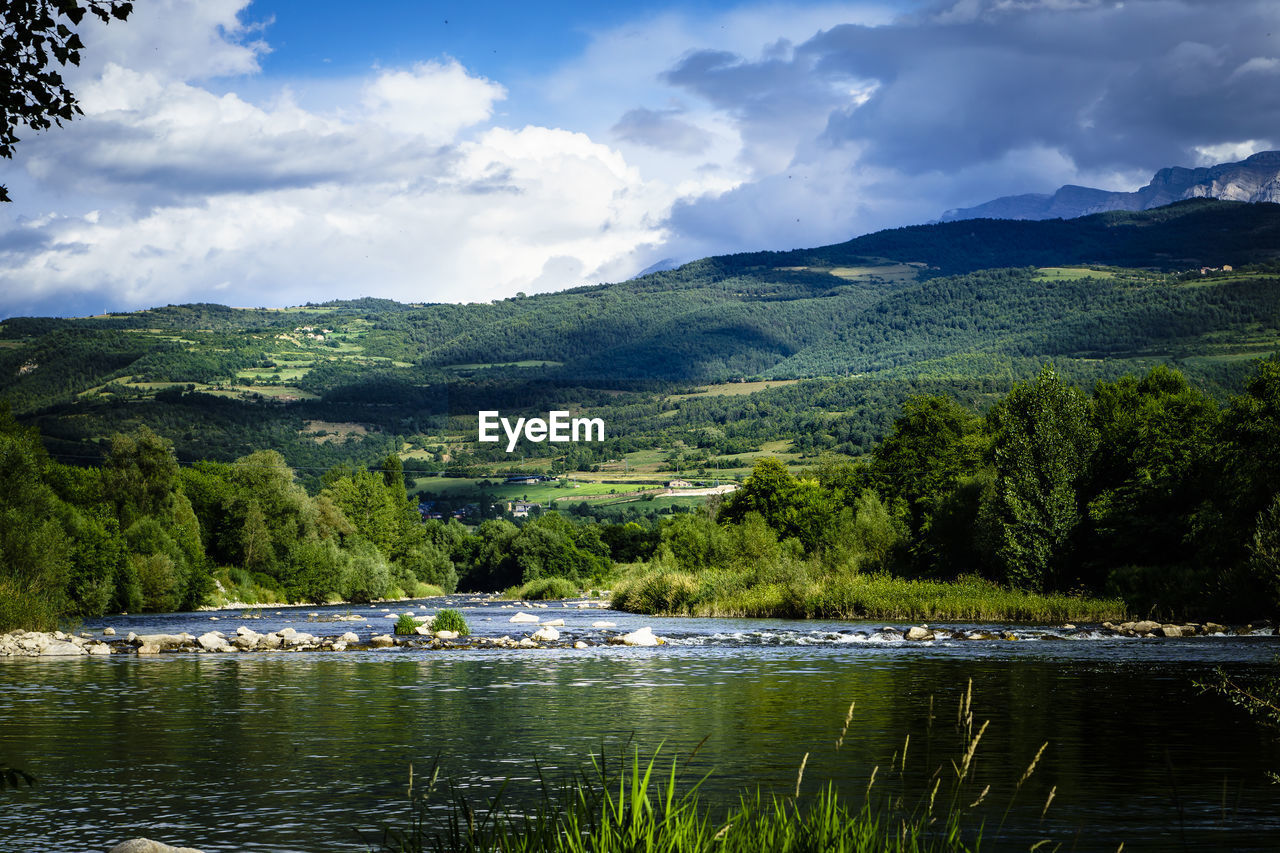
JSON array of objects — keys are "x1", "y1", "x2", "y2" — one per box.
[
  {"x1": 509, "y1": 500, "x2": 538, "y2": 518},
  {"x1": 505, "y1": 476, "x2": 541, "y2": 485},
  {"x1": 667, "y1": 479, "x2": 694, "y2": 489}
]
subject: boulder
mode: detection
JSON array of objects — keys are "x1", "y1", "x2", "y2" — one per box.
[
  {"x1": 1155, "y1": 624, "x2": 1183, "y2": 638},
  {"x1": 331, "y1": 642, "x2": 348, "y2": 651},
  {"x1": 573, "y1": 641, "x2": 589, "y2": 649},
  {"x1": 905, "y1": 627, "x2": 933, "y2": 641},
  {"x1": 1131, "y1": 620, "x2": 1161, "y2": 635},
  {"x1": 102, "y1": 627, "x2": 116, "y2": 636},
  {"x1": 509, "y1": 612, "x2": 540, "y2": 623},
  {"x1": 370, "y1": 634, "x2": 396, "y2": 648},
  {"x1": 231, "y1": 633, "x2": 259, "y2": 651},
  {"x1": 531, "y1": 626, "x2": 560, "y2": 642},
  {"x1": 133, "y1": 634, "x2": 191, "y2": 649},
  {"x1": 541, "y1": 619, "x2": 565, "y2": 627},
  {"x1": 1204, "y1": 622, "x2": 1226, "y2": 634},
  {"x1": 591, "y1": 621, "x2": 616, "y2": 628},
  {"x1": 86, "y1": 643, "x2": 112, "y2": 656},
  {"x1": 616, "y1": 626, "x2": 662, "y2": 646},
  {"x1": 108, "y1": 839, "x2": 204, "y2": 853},
  {"x1": 41, "y1": 640, "x2": 85, "y2": 656},
  {"x1": 518, "y1": 637, "x2": 538, "y2": 648},
  {"x1": 136, "y1": 644, "x2": 161, "y2": 655},
  {"x1": 197, "y1": 632, "x2": 232, "y2": 652},
  {"x1": 434, "y1": 630, "x2": 459, "y2": 640},
  {"x1": 340, "y1": 632, "x2": 360, "y2": 644},
  {"x1": 258, "y1": 633, "x2": 283, "y2": 650},
  {"x1": 414, "y1": 625, "x2": 433, "y2": 636}
]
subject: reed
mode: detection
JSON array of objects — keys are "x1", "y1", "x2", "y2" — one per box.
[{"x1": 376, "y1": 680, "x2": 1062, "y2": 853}]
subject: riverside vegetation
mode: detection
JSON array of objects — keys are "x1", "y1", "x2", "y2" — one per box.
[
  {"x1": 376, "y1": 682, "x2": 1059, "y2": 853},
  {"x1": 3, "y1": 358, "x2": 1280, "y2": 631}
]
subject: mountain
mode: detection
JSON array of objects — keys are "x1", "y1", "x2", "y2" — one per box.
[
  {"x1": 2, "y1": 199, "x2": 1278, "y2": 476},
  {"x1": 941, "y1": 151, "x2": 1280, "y2": 222}
]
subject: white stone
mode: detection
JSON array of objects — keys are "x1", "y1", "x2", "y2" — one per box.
[
  {"x1": 41, "y1": 641, "x2": 85, "y2": 656},
  {"x1": 905, "y1": 627, "x2": 933, "y2": 641},
  {"x1": 86, "y1": 643, "x2": 112, "y2": 656},
  {"x1": 518, "y1": 638, "x2": 538, "y2": 648},
  {"x1": 574, "y1": 641, "x2": 589, "y2": 649},
  {"x1": 591, "y1": 621, "x2": 616, "y2": 628},
  {"x1": 509, "y1": 612, "x2": 539, "y2": 623},
  {"x1": 197, "y1": 632, "x2": 232, "y2": 652},
  {"x1": 531, "y1": 626, "x2": 560, "y2": 642},
  {"x1": 435, "y1": 630, "x2": 459, "y2": 640},
  {"x1": 541, "y1": 619, "x2": 564, "y2": 627},
  {"x1": 340, "y1": 632, "x2": 360, "y2": 644},
  {"x1": 370, "y1": 634, "x2": 396, "y2": 648},
  {"x1": 617, "y1": 627, "x2": 661, "y2": 647},
  {"x1": 108, "y1": 838, "x2": 205, "y2": 853}
]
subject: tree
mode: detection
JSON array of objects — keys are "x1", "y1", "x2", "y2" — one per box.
[
  {"x1": 1, "y1": 1, "x2": 133, "y2": 201},
  {"x1": 979, "y1": 366, "x2": 1098, "y2": 591}
]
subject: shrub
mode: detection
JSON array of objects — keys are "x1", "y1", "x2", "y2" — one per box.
[
  {"x1": 510, "y1": 576, "x2": 579, "y2": 600},
  {"x1": 394, "y1": 613, "x2": 420, "y2": 635},
  {"x1": 429, "y1": 608, "x2": 470, "y2": 636}
]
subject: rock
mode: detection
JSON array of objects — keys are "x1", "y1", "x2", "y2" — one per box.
[
  {"x1": 126, "y1": 632, "x2": 138, "y2": 643},
  {"x1": 616, "y1": 626, "x2": 662, "y2": 646},
  {"x1": 1131, "y1": 620, "x2": 1160, "y2": 635},
  {"x1": 967, "y1": 631, "x2": 997, "y2": 641},
  {"x1": 80, "y1": 631, "x2": 94, "y2": 638},
  {"x1": 284, "y1": 631, "x2": 317, "y2": 648},
  {"x1": 905, "y1": 626, "x2": 933, "y2": 641},
  {"x1": 136, "y1": 644, "x2": 161, "y2": 655},
  {"x1": 108, "y1": 839, "x2": 204, "y2": 853},
  {"x1": 531, "y1": 626, "x2": 560, "y2": 642},
  {"x1": 518, "y1": 638, "x2": 538, "y2": 648},
  {"x1": 435, "y1": 630, "x2": 459, "y2": 640},
  {"x1": 258, "y1": 633, "x2": 283, "y2": 650},
  {"x1": 197, "y1": 632, "x2": 232, "y2": 652},
  {"x1": 1062, "y1": 623, "x2": 1076, "y2": 630},
  {"x1": 573, "y1": 641, "x2": 589, "y2": 649},
  {"x1": 370, "y1": 634, "x2": 396, "y2": 648},
  {"x1": 1000, "y1": 631, "x2": 1018, "y2": 641},
  {"x1": 541, "y1": 619, "x2": 565, "y2": 627},
  {"x1": 41, "y1": 640, "x2": 85, "y2": 656},
  {"x1": 1155, "y1": 624, "x2": 1183, "y2": 638},
  {"x1": 102, "y1": 627, "x2": 116, "y2": 636},
  {"x1": 591, "y1": 620, "x2": 616, "y2": 628},
  {"x1": 134, "y1": 633, "x2": 192, "y2": 649},
  {"x1": 231, "y1": 632, "x2": 259, "y2": 650},
  {"x1": 414, "y1": 625, "x2": 433, "y2": 636},
  {"x1": 86, "y1": 643, "x2": 112, "y2": 656},
  {"x1": 331, "y1": 642, "x2": 347, "y2": 651},
  {"x1": 1204, "y1": 622, "x2": 1226, "y2": 634},
  {"x1": 509, "y1": 612, "x2": 539, "y2": 623},
  {"x1": 340, "y1": 632, "x2": 360, "y2": 644}
]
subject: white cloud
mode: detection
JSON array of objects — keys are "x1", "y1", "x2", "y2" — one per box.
[{"x1": 361, "y1": 61, "x2": 506, "y2": 143}]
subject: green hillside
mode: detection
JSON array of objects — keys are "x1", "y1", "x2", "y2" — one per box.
[{"x1": 1, "y1": 199, "x2": 1278, "y2": 482}]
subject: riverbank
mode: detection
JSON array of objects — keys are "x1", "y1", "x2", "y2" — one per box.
[{"x1": 611, "y1": 570, "x2": 1129, "y2": 622}]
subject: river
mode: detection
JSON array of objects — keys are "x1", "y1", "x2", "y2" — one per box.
[{"x1": 2, "y1": 596, "x2": 1278, "y2": 852}]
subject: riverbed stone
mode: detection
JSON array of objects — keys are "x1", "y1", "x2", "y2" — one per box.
[
  {"x1": 41, "y1": 640, "x2": 85, "y2": 656},
  {"x1": 905, "y1": 626, "x2": 933, "y2": 641},
  {"x1": 86, "y1": 643, "x2": 112, "y2": 656},
  {"x1": 1155, "y1": 624, "x2": 1183, "y2": 638},
  {"x1": 615, "y1": 626, "x2": 662, "y2": 646},
  {"x1": 435, "y1": 630, "x2": 459, "y2": 640},
  {"x1": 108, "y1": 838, "x2": 204, "y2": 853},
  {"x1": 102, "y1": 627, "x2": 116, "y2": 636},
  {"x1": 340, "y1": 631, "x2": 360, "y2": 644},
  {"x1": 541, "y1": 618, "x2": 565, "y2": 627},
  {"x1": 591, "y1": 620, "x2": 616, "y2": 628},
  {"x1": 531, "y1": 626, "x2": 560, "y2": 642},
  {"x1": 136, "y1": 643, "x2": 161, "y2": 655},
  {"x1": 197, "y1": 632, "x2": 232, "y2": 652},
  {"x1": 370, "y1": 634, "x2": 396, "y2": 648},
  {"x1": 1131, "y1": 620, "x2": 1160, "y2": 635},
  {"x1": 509, "y1": 612, "x2": 539, "y2": 623},
  {"x1": 574, "y1": 641, "x2": 589, "y2": 649}
]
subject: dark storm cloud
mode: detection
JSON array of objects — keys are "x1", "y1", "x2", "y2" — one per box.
[
  {"x1": 611, "y1": 107, "x2": 713, "y2": 154},
  {"x1": 663, "y1": 0, "x2": 1280, "y2": 174}
]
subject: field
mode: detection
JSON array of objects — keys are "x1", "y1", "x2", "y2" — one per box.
[{"x1": 1033, "y1": 266, "x2": 1118, "y2": 280}]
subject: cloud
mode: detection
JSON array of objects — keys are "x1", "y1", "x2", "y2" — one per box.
[{"x1": 612, "y1": 108, "x2": 714, "y2": 154}]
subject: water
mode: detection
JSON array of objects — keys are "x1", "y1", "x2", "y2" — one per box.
[{"x1": 2, "y1": 597, "x2": 1279, "y2": 852}]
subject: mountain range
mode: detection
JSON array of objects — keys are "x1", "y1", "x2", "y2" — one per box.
[{"x1": 941, "y1": 151, "x2": 1280, "y2": 222}]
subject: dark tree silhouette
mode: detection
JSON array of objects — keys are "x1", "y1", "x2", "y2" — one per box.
[{"x1": 1, "y1": 0, "x2": 133, "y2": 201}]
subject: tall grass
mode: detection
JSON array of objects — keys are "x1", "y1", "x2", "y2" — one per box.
[
  {"x1": 612, "y1": 567, "x2": 1125, "y2": 623},
  {"x1": 506, "y1": 577, "x2": 581, "y2": 600},
  {"x1": 376, "y1": 681, "x2": 1063, "y2": 853}
]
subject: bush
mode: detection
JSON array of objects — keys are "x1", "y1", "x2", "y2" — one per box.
[
  {"x1": 429, "y1": 608, "x2": 470, "y2": 636},
  {"x1": 394, "y1": 613, "x2": 421, "y2": 635},
  {"x1": 509, "y1": 576, "x2": 579, "y2": 600}
]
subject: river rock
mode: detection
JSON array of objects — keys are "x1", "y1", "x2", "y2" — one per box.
[
  {"x1": 197, "y1": 632, "x2": 232, "y2": 652},
  {"x1": 340, "y1": 631, "x2": 360, "y2": 644},
  {"x1": 102, "y1": 627, "x2": 116, "y2": 636},
  {"x1": 231, "y1": 630, "x2": 260, "y2": 650},
  {"x1": 574, "y1": 641, "x2": 589, "y2": 649},
  {"x1": 591, "y1": 620, "x2": 616, "y2": 628},
  {"x1": 1204, "y1": 622, "x2": 1226, "y2": 634},
  {"x1": 541, "y1": 619, "x2": 565, "y2": 627},
  {"x1": 108, "y1": 839, "x2": 204, "y2": 853},
  {"x1": 434, "y1": 630, "x2": 459, "y2": 640},
  {"x1": 509, "y1": 612, "x2": 539, "y2": 623},
  {"x1": 615, "y1": 626, "x2": 662, "y2": 646},
  {"x1": 331, "y1": 641, "x2": 347, "y2": 651},
  {"x1": 258, "y1": 633, "x2": 283, "y2": 650},
  {"x1": 134, "y1": 633, "x2": 192, "y2": 649},
  {"x1": 1131, "y1": 620, "x2": 1161, "y2": 635},
  {"x1": 370, "y1": 634, "x2": 396, "y2": 648},
  {"x1": 518, "y1": 637, "x2": 538, "y2": 648},
  {"x1": 1155, "y1": 624, "x2": 1183, "y2": 638},
  {"x1": 136, "y1": 643, "x2": 161, "y2": 655},
  {"x1": 531, "y1": 626, "x2": 560, "y2": 642},
  {"x1": 42, "y1": 640, "x2": 85, "y2": 656},
  {"x1": 967, "y1": 631, "x2": 997, "y2": 640},
  {"x1": 86, "y1": 642, "x2": 112, "y2": 656},
  {"x1": 905, "y1": 626, "x2": 933, "y2": 641},
  {"x1": 414, "y1": 625, "x2": 433, "y2": 636}
]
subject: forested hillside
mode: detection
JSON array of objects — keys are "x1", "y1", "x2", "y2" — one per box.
[{"x1": 1, "y1": 199, "x2": 1277, "y2": 479}]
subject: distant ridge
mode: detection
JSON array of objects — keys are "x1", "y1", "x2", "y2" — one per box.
[{"x1": 941, "y1": 151, "x2": 1280, "y2": 222}]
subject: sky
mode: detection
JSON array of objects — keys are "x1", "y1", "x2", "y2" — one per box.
[{"x1": 1, "y1": 0, "x2": 1278, "y2": 317}]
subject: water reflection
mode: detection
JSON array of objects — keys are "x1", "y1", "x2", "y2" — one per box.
[{"x1": 2, "y1": 623, "x2": 1279, "y2": 852}]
